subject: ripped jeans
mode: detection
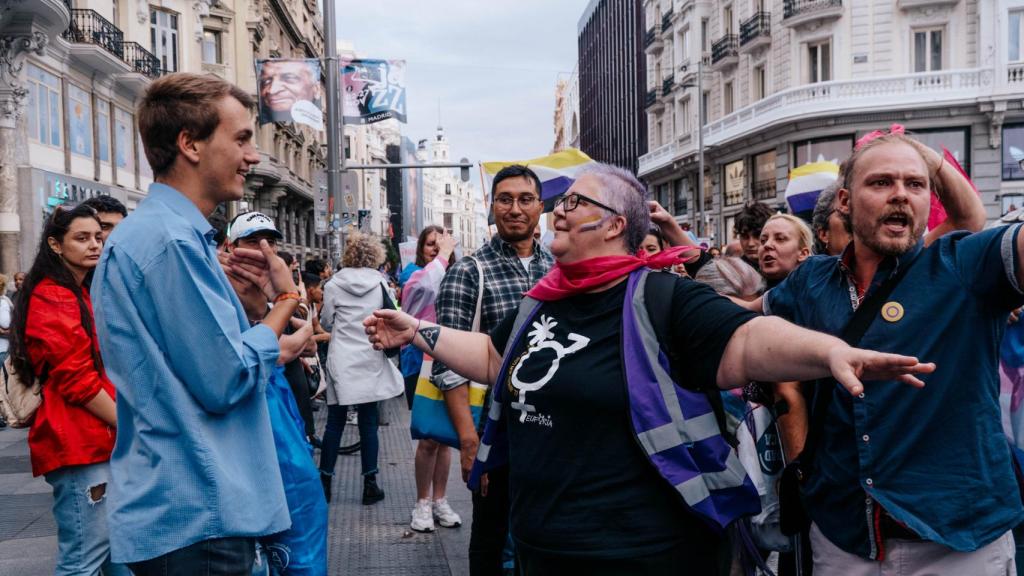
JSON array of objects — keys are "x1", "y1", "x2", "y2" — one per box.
[{"x1": 44, "y1": 462, "x2": 130, "y2": 576}]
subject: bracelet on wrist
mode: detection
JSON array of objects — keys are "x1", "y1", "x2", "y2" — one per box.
[{"x1": 274, "y1": 291, "x2": 301, "y2": 304}]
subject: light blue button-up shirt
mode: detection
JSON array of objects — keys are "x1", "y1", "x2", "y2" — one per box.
[{"x1": 92, "y1": 183, "x2": 291, "y2": 563}]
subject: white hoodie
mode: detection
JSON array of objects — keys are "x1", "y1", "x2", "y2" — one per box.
[{"x1": 320, "y1": 267, "x2": 404, "y2": 406}]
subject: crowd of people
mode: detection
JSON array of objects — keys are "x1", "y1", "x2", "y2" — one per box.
[{"x1": 4, "y1": 70, "x2": 1024, "y2": 576}]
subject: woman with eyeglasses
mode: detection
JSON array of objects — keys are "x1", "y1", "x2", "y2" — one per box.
[
  {"x1": 364, "y1": 163, "x2": 930, "y2": 575},
  {"x1": 9, "y1": 204, "x2": 128, "y2": 576}
]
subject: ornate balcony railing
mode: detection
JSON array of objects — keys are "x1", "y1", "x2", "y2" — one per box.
[
  {"x1": 63, "y1": 8, "x2": 124, "y2": 59},
  {"x1": 752, "y1": 179, "x2": 776, "y2": 201},
  {"x1": 662, "y1": 75, "x2": 675, "y2": 94},
  {"x1": 740, "y1": 11, "x2": 771, "y2": 46},
  {"x1": 662, "y1": 10, "x2": 674, "y2": 32},
  {"x1": 784, "y1": 0, "x2": 842, "y2": 20},
  {"x1": 703, "y1": 68, "x2": 994, "y2": 147},
  {"x1": 644, "y1": 28, "x2": 657, "y2": 49},
  {"x1": 645, "y1": 89, "x2": 658, "y2": 108},
  {"x1": 120, "y1": 41, "x2": 162, "y2": 79},
  {"x1": 711, "y1": 34, "x2": 738, "y2": 65},
  {"x1": 640, "y1": 67, "x2": 996, "y2": 177}
]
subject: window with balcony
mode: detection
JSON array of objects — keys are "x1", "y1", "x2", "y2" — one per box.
[
  {"x1": 150, "y1": 8, "x2": 179, "y2": 73},
  {"x1": 674, "y1": 177, "x2": 690, "y2": 215},
  {"x1": 701, "y1": 18, "x2": 710, "y2": 52},
  {"x1": 807, "y1": 39, "x2": 831, "y2": 83},
  {"x1": 753, "y1": 65, "x2": 766, "y2": 100},
  {"x1": 67, "y1": 83, "x2": 93, "y2": 158},
  {"x1": 97, "y1": 99, "x2": 110, "y2": 163},
  {"x1": 1011, "y1": 11, "x2": 1024, "y2": 61},
  {"x1": 115, "y1": 108, "x2": 134, "y2": 172},
  {"x1": 753, "y1": 150, "x2": 776, "y2": 200},
  {"x1": 681, "y1": 27, "x2": 691, "y2": 62},
  {"x1": 723, "y1": 159, "x2": 746, "y2": 206},
  {"x1": 723, "y1": 81, "x2": 734, "y2": 114},
  {"x1": 656, "y1": 120, "x2": 664, "y2": 147},
  {"x1": 679, "y1": 99, "x2": 691, "y2": 134},
  {"x1": 445, "y1": 183, "x2": 452, "y2": 195},
  {"x1": 1001, "y1": 124, "x2": 1024, "y2": 180},
  {"x1": 26, "y1": 64, "x2": 61, "y2": 148},
  {"x1": 202, "y1": 30, "x2": 222, "y2": 64},
  {"x1": 793, "y1": 135, "x2": 852, "y2": 167},
  {"x1": 443, "y1": 213, "x2": 453, "y2": 231},
  {"x1": 913, "y1": 28, "x2": 944, "y2": 73},
  {"x1": 723, "y1": 5, "x2": 734, "y2": 35}
]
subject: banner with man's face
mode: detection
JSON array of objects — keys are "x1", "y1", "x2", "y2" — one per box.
[
  {"x1": 256, "y1": 58, "x2": 324, "y2": 130},
  {"x1": 341, "y1": 59, "x2": 407, "y2": 125}
]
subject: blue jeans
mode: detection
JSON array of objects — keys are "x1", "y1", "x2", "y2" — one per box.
[
  {"x1": 319, "y1": 403, "x2": 379, "y2": 477},
  {"x1": 44, "y1": 462, "x2": 130, "y2": 576}
]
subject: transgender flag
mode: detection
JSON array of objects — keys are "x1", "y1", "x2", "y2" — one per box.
[{"x1": 482, "y1": 148, "x2": 595, "y2": 211}]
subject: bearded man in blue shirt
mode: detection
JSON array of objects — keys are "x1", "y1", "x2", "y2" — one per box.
[
  {"x1": 93, "y1": 73, "x2": 310, "y2": 574},
  {"x1": 762, "y1": 130, "x2": 1024, "y2": 574}
]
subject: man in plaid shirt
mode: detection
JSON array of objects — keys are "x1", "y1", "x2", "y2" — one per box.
[{"x1": 433, "y1": 164, "x2": 552, "y2": 576}]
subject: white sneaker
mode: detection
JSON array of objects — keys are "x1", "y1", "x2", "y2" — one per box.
[
  {"x1": 410, "y1": 499, "x2": 435, "y2": 532},
  {"x1": 432, "y1": 498, "x2": 462, "y2": 528}
]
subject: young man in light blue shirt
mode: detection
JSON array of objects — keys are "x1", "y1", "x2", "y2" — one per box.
[{"x1": 93, "y1": 72, "x2": 309, "y2": 574}]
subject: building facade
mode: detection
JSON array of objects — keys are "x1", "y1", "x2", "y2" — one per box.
[
  {"x1": 552, "y1": 66, "x2": 580, "y2": 153},
  {"x1": 415, "y1": 126, "x2": 481, "y2": 253},
  {"x1": 0, "y1": 0, "x2": 328, "y2": 274},
  {"x1": 639, "y1": 0, "x2": 1024, "y2": 244},
  {"x1": 578, "y1": 0, "x2": 648, "y2": 173}
]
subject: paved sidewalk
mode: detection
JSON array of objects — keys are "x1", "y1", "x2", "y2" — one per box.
[{"x1": 0, "y1": 395, "x2": 473, "y2": 575}]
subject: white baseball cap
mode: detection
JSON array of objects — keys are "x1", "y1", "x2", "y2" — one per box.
[{"x1": 228, "y1": 211, "x2": 284, "y2": 243}]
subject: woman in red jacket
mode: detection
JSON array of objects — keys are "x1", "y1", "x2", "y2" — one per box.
[{"x1": 8, "y1": 204, "x2": 127, "y2": 576}]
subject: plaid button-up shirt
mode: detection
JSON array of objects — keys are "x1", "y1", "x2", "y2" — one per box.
[{"x1": 432, "y1": 234, "x2": 553, "y2": 389}]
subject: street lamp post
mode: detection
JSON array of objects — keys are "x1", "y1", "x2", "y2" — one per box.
[{"x1": 681, "y1": 56, "x2": 706, "y2": 238}]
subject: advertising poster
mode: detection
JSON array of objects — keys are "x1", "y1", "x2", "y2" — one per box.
[
  {"x1": 256, "y1": 58, "x2": 324, "y2": 131},
  {"x1": 341, "y1": 59, "x2": 407, "y2": 125}
]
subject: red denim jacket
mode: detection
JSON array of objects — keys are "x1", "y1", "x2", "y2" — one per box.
[{"x1": 25, "y1": 278, "x2": 115, "y2": 477}]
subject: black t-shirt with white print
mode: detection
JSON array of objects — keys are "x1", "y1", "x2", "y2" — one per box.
[{"x1": 489, "y1": 275, "x2": 756, "y2": 559}]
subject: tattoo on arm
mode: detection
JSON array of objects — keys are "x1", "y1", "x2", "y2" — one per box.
[{"x1": 419, "y1": 326, "x2": 441, "y2": 351}]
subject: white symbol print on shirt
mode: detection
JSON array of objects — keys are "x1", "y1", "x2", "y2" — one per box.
[{"x1": 509, "y1": 315, "x2": 590, "y2": 424}]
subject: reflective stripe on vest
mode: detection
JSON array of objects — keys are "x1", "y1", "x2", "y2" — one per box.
[{"x1": 622, "y1": 269, "x2": 759, "y2": 529}]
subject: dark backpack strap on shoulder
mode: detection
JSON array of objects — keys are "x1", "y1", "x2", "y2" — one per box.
[{"x1": 643, "y1": 271, "x2": 734, "y2": 445}]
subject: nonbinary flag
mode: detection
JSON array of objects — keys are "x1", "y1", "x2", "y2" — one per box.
[
  {"x1": 784, "y1": 161, "x2": 840, "y2": 219},
  {"x1": 481, "y1": 148, "x2": 595, "y2": 209}
]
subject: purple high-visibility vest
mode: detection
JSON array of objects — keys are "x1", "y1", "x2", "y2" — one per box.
[{"x1": 471, "y1": 268, "x2": 760, "y2": 530}]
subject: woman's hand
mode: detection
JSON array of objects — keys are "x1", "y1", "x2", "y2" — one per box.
[
  {"x1": 438, "y1": 231, "x2": 457, "y2": 263},
  {"x1": 364, "y1": 309, "x2": 418, "y2": 350},
  {"x1": 648, "y1": 201, "x2": 691, "y2": 247}
]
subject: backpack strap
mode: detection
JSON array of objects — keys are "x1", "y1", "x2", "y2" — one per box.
[{"x1": 643, "y1": 271, "x2": 735, "y2": 446}]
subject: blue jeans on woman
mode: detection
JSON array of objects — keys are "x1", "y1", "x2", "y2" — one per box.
[
  {"x1": 319, "y1": 402, "x2": 379, "y2": 477},
  {"x1": 44, "y1": 462, "x2": 131, "y2": 576}
]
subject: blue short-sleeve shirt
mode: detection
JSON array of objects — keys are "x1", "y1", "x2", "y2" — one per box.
[{"x1": 764, "y1": 225, "x2": 1024, "y2": 559}]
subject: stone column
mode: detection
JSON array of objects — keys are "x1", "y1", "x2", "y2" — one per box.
[{"x1": 0, "y1": 29, "x2": 47, "y2": 273}]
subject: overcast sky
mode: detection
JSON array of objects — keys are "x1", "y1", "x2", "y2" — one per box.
[{"x1": 335, "y1": 0, "x2": 590, "y2": 166}]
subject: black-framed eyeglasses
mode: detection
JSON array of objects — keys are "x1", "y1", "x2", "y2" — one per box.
[{"x1": 555, "y1": 192, "x2": 620, "y2": 215}]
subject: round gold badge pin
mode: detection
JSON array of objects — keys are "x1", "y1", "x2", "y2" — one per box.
[{"x1": 881, "y1": 302, "x2": 904, "y2": 323}]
